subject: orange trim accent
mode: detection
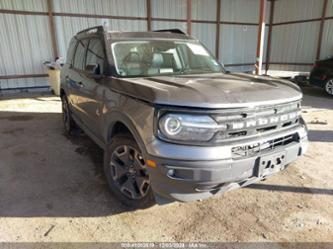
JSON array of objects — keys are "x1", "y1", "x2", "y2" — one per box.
[{"x1": 146, "y1": 160, "x2": 157, "y2": 168}]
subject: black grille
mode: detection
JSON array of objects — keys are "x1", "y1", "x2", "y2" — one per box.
[
  {"x1": 232, "y1": 133, "x2": 299, "y2": 159},
  {"x1": 213, "y1": 101, "x2": 301, "y2": 142}
]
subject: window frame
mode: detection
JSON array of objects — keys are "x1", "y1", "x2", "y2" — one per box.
[
  {"x1": 72, "y1": 38, "x2": 89, "y2": 71},
  {"x1": 84, "y1": 38, "x2": 106, "y2": 75}
]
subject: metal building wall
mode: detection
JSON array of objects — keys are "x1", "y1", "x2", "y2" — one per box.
[
  {"x1": 0, "y1": 0, "x2": 266, "y2": 91},
  {"x1": 4, "y1": 0, "x2": 328, "y2": 91},
  {"x1": 191, "y1": 0, "x2": 216, "y2": 56},
  {"x1": 0, "y1": 0, "x2": 51, "y2": 90},
  {"x1": 320, "y1": 19, "x2": 333, "y2": 59},
  {"x1": 53, "y1": 0, "x2": 147, "y2": 59},
  {"x1": 220, "y1": 0, "x2": 260, "y2": 72},
  {"x1": 321, "y1": 1, "x2": 333, "y2": 59},
  {"x1": 273, "y1": 0, "x2": 323, "y2": 23},
  {"x1": 0, "y1": 0, "x2": 47, "y2": 12},
  {"x1": 268, "y1": 0, "x2": 324, "y2": 72},
  {"x1": 327, "y1": 0, "x2": 333, "y2": 16}
]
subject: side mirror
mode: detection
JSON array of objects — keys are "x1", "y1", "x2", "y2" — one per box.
[{"x1": 85, "y1": 64, "x2": 103, "y2": 79}]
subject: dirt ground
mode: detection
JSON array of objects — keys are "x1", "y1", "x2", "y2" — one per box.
[{"x1": 0, "y1": 86, "x2": 332, "y2": 243}]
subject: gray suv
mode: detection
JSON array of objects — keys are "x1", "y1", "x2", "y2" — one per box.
[{"x1": 60, "y1": 26, "x2": 308, "y2": 208}]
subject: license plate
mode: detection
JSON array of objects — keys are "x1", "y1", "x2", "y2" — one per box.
[{"x1": 255, "y1": 151, "x2": 286, "y2": 177}]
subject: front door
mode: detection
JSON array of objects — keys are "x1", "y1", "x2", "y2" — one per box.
[{"x1": 76, "y1": 38, "x2": 107, "y2": 140}]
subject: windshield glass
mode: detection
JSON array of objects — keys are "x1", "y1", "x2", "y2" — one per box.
[{"x1": 111, "y1": 40, "x2": 223, "y2": 77}]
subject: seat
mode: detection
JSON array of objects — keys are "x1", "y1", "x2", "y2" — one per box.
[
  {"x1": 148, "y1": 53, "x2": 164, "y2": 74},
  {"x1": 122, "y1": 52, "x2": 143, "y2": 76}
]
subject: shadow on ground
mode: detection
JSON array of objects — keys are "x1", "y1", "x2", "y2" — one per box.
[
  {"x1": 247, "y1": 183, "x2": 333, "y2": 196},
  {"x1": 308, "y1": 130, "x2": 333, "y2": 142},
  {"x1": 0, "y1": 111, "x2": 133, "y2": 217},
  {"x1": 301, "y1": 86, "x2": 333, "y2": 110}
]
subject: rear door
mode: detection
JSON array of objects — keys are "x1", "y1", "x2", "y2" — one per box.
[
  {"x1": 66, "y1": 39, "x2": 89, "y2": 119},
  {"x1": 76, "y1": 38, "x2": 107, "y2": 139}
]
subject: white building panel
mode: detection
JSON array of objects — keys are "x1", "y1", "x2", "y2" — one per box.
[
  {"x1": 55, "y1": 16, "x2": 147, "y2": 59},
  {"x1": 274, "y1": 0, "x2": 324, "y2": 23},
  {"x1": 192, "y1": 23, "x2": 216, "y2": 56},
  {"x1": 327, "y1": 0, "x2": 333, "y2": 17},
  {"x1": 53, "y1": 0, "x2": 147, "y2": 17},
  {"x1": 192, "y1": 0, "x2": 216, "y2": 21},
  {"x1": 219, "y1": 24, "x2": 258, "y2": 65},
  {"x1": 221, "y1": 0, "x2": 259, "y2": 23},
  {"x1": 152, "y1": 0, "x2": 186, "y2": 19},
  {"x1": 270, "y1": 22, "x2": 320, "y2": 64},
  {"x1": 0, "y1": 14, "x2": 53, "y2": 90},
  {"x1": 0, "y1": 0, "x2": 47, "y2": 12},
  {"x1": 320, "y1": 19, "x2": 333, "y2": 59}
]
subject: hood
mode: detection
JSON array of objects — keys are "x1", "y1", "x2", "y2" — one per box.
[{"x1": 110, "y1": 73, "x2": 302, "y2": 108}]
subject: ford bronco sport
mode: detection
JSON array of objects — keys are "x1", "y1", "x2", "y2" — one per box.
[{"x1": 60, "y1": 26, "x2": 308, "y2": 208}]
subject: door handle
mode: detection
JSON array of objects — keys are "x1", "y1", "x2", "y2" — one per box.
[{"x1": 77, "y1": 82, "x2": 85, "y2": 87}]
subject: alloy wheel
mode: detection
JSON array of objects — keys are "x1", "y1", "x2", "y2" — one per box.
[
  {"x1": 325, "y1": 79, "x2": 333, "y2": 95},
  {"x1": 109, "y1": 145, "x2": 150, "y2": 200}
]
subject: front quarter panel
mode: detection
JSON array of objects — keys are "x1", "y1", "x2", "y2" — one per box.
[{"x1": 101, "y1": 88, "x2": 156, "y2": 157}]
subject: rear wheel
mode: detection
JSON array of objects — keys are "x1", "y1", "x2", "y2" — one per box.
[
  {"x1": 104, "y1": 134, "x2": 155, "y2": 208},
  {"x1": 324, "y1": 79, "x2": 333, "y2": 96}
]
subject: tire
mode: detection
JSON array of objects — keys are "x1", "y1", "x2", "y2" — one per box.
[
  {"x1": 61, "y1": 95, "x2": 77, "y2": 135},
  {"x1": 324, "y1": 79, "x2": 333, "y2": 96},
  {"x1": 104, "y1": 134, "x2": 155, "y2": 208}
]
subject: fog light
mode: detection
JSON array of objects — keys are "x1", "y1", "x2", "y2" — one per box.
[{"x1": 167, "y1": 169, "x2": 175, "y2": 177}]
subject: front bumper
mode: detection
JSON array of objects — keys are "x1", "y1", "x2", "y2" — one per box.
[{"x1": 146, "y1": 125, "x2": 308, "y2": 203}]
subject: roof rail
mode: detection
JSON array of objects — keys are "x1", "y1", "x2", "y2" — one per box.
[
  {"x1": 153, "y1": 29, "x2": 186, "y2": 35},
  {"x1": 77, "y1": 26, "x2": 105, "y2": 35}
]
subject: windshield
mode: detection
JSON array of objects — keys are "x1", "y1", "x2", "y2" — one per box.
[{"x1": 111, "y1": 40, "x2": 223, "y2": 77}]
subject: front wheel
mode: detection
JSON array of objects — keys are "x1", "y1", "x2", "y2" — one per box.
[
  {"x1": 324, "y1": 79, "x2": 333, "y2": 96},
  {"x1": 104, "y1": 134, "x2": 155, "y2": 208}
]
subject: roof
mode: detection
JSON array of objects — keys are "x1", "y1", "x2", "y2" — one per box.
[
  {"x1": 75, "y1": 26, "x2": 194, "y2": 41},
  {"x1": 107, "y1": 31, "x2": 194, "y2": 41}
]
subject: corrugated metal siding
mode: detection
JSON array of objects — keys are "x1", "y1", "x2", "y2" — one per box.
[
  {"x1": 270, "y1": 22, "x2": 320, "y2": 64},
  {"x1": 55, "y1": 16, "x2": 147, "y2": 58},
  {"x1": 327, "y1": 0, "x2": 333, "y2": 17},
  {"x1": 0, "y1": 0, "x2": 47, "y2": 12},
  {"x1": 151, "y1": 0, "x2": 186, "y2": 19},
  {"x1": 269, "y1": 64, "x2": 312, "y2": 73},
  {"x1": 221, "y1": 0, "x2": 259, "y2": 23},
  {"x1": 192, "y1": 0, "x2": 216, "y2": 21},
  {"x1": 0, "y1": 13, "x2": 53, "y2": 90},
  {"x1": 192, "y1": 23, "x2": 216, "y2": 56},
  {"x1": 219, "y1": 24, "x2": 258, "y2": 65},
  {"x1": 274, "y1": 0, "x2": 323, "y2": 23},
  {"x1": 152, "y1": 21, "x2": 187, "y2": 32},
  {"x1": 53, "y1": 0, "x2": 147, "y2": 17},
  {"x1": 320, "y1": 19, "x2": 333, "y2": 59}
]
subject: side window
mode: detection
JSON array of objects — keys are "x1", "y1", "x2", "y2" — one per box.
[
  {"x1": 66, "y1": 38, "x2": 77, "y2": 65},
  {"x1": 85, "y1": 39, "x2": 105, "y2": 75},
  {"x1": 73, "y1": 39, "x2": 88, "y2": 70}
]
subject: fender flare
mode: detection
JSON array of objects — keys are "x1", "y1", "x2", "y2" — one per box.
[{"x1": 103, "y1": 111, "x2": 148, "y2": 157}]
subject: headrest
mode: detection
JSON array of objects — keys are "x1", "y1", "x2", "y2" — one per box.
[
  {"x1": 151, "y1": 53, "x2": 163, "y2": 67},
  {"x1": 126, "y1": 52, "x2": 140, "y2": 64}
]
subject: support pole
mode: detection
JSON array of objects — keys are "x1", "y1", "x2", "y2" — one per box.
[
  {"x1": 187, "y1": 0, "x2": 192, "y2": 35},
  {"x1": 215, "y1": 0, "x2": 221, "y2": 60},
  {"x1": 265, "y1": 0, "x2": 275, "y2": 73},
  {"x1": 255, "y1": 0, "x2": 267, "y2": 75},
  {"x1": 316, "y1": 0, "x2": 328, "y2": 60},
  {"x1": 47, "y1": 0, "x2": 58, "y2": 59},
  {"x1": 146, "y1": 0, "x2": 152, "y2": 31}
]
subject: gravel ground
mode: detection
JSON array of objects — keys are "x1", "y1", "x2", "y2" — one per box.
[{"x1": 0, "y1": 86, "x2": 332, "y2": 242}]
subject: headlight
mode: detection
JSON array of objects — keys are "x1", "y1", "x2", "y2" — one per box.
[{"x1": 158, "y1": 113, "x2": 226, "y2": 142}]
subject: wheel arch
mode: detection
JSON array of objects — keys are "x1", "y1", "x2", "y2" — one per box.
[{"x1": 104, "y1": 112, "x2": 148, "y2": 157}]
